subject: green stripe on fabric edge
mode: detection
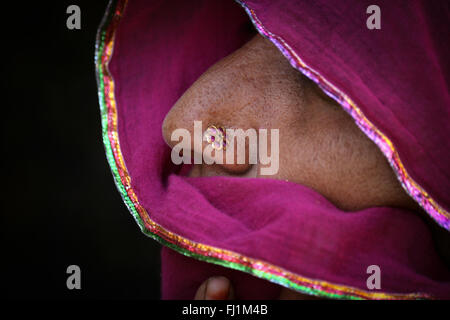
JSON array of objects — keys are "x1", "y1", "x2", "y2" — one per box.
[
  {"x1": 141, "y1": 228, "x2": 361, "y2": 300},
  {"x1": 95, "y1": 7, "x2": 147, "y2": 234}
]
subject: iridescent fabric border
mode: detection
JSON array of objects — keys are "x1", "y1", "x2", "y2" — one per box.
[
  {"x1": 235, "y1": 0, "x2": 450, "y2": 232},
  {"x1": 95, "y1": 0, "x2": 433, "y2": 300}
]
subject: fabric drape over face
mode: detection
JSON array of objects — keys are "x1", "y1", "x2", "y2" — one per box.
[{"x1": 95, "y1": 0, "x2": 450, "y2": 299}]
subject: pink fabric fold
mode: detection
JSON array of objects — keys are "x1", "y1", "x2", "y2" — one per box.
[{"x1": 103, "y1": 0, "x2": 450, "y2": 298}]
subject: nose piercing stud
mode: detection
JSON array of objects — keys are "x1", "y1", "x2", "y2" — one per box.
[{"x1": 204, "y1": 125, "x2": 227, "y2": 150}]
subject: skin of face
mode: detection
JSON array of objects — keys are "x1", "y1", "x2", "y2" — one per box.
[
  {"x1": 161, "y1": 34, "x2": 450, "y2": 299},
  {"x1": 163, "y1": 34, "x2": 418, "y2": 212}
]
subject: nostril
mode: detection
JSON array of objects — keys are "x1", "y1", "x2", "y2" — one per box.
[
  {"x1": 202, "y1": 131, "x2": 256, "y2": 176},
  {"x1": 222, "y1": 162, "x2": 255, "y2": 176},
  {"x1": 163, "y1": 120, "x2": 258, "y2": 177}
]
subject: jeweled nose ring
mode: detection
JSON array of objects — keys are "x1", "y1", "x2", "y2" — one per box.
[{"x1": 204, "y1": 125, "x2": 227, "y2": 150}]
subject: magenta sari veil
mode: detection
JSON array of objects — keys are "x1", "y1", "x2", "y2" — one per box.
[{"x1": 95, "y1": 0, "x2": 450, "y2": 299}]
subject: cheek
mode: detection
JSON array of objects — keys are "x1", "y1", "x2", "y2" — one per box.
[{"x1": 272, "y1": 132, "x2": 304, "y2": 181}]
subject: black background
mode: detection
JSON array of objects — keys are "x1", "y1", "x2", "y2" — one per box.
[{"x1": 2, "y1": 1, "x2": 161, "y2": 299}]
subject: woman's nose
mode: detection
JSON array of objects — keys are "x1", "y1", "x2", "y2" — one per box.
[
  {"x1": 161, "y1": 84, "x2": 256, "y2": 175},
  {"x1": 161, "y1": 38, "x2": 261, "y2": 148},
  {"x1": 161, "y1": 36, "x2": 271, "y2": 175}
]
